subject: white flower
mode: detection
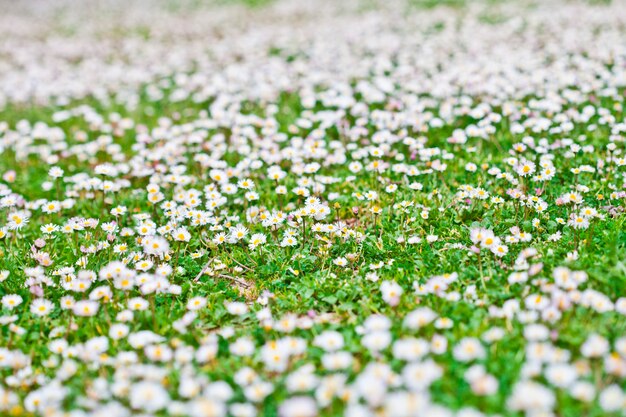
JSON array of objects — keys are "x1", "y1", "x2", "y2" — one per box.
[
  {"x1": 380, "y1": 280, "x2": 403, "y2": 306},
  {"x1": 130, "y1": 381, "x2": 170, "y2": 412},
  {"x1": 453, "y1": 338, "x2": 486, "y2": 362},
  {"x1": 507, "y1": 381, "x2": 555, "y2": 413},
  {"x1": 187, "y1": 296, "x2": 207, "y2": 311},
  {"x1": 393, "y1": 338, "x2": 430, "y2": 361},
  {"x1": 109, "y1": 323, "x2": 129, "y2": 340},
  {"x1": 226, "y1": 301, "x2": 249, "y2": 316},
  {"x1": 569, "y1": 381, "x2": 596, "y2": 402},
  {"x1": 48, "y1": 166, "x2": 64, "y2": 178},
  {"x1": 362, "y1": 331, "x2": 391, "y2": 352},
  {"x1": 402, "y1": 360, "x2": 443, "y2": 390},
  {"x1": 73, "y1": 300, "x2": 99, "y2": 317},
  {"x1": 403, "y1": 307, "x2": 437, "y2": 329},
  {"x1": 426, "y1": 234, "x2": 438, "y2": 243},
  {"x1": 30, "y1": 299, "x2": 54, "y2": 316},
  {"x1": 581, "y1": 334, "x2": 609, "y2": 358},
  {"x1": 599, "y1": 385, "x2": 625, "y2": 412},
  {"x1": 333, "y1": 257, "x2": 348, "y2": 267},
  {"x1": 173, "y1": 227, "x2": 191, "y2": 242},
  {"x1": 230, "y1": 403, "x2": 255, "y2": 417},
  {"x1": 244, "y1": 381, "x2": 273, "y2": 403},
  {"x1": 1, "y1": 294, "x2": 22, "y2": 310},
  {"x1": 187, "y1": 397, "x2": 226, "y2": 417},
  {"x1": 321, "y1": 351, "x2": 353, "y2": 370},
  {"x1": 544, "y1": 363, "x2": 577, "y2": 388},
  {"x1": 383, "y1": 391, "x2": 429, "y2": 417},
  {"x1": 313, "y1": 331, "x2": 344, "y2": 352},
  {"x1": 230, "y1": 337, "x2": 255, "y2": 357},
  {"x1": 279, "y1": 396, "x2": 317, "y2": 417},
  {"x1": 142, "y1": 235, "x2": 170, "y2": 256}
]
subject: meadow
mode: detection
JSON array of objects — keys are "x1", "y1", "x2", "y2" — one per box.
[{"x1": 0, "y1": 0, "x2": 625, "y2": 416}]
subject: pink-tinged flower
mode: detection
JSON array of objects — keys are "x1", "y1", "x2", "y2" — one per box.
[
  {"x1": 2, "y1": 170, "x2": 16, "y2": 183},
  {"x1": 29, "y1": 285, "x2": 44, "y2": 297}
]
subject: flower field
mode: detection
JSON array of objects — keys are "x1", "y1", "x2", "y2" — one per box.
[{"x1": 1, "y1": 0, "x2": 626, "y2": 416}]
